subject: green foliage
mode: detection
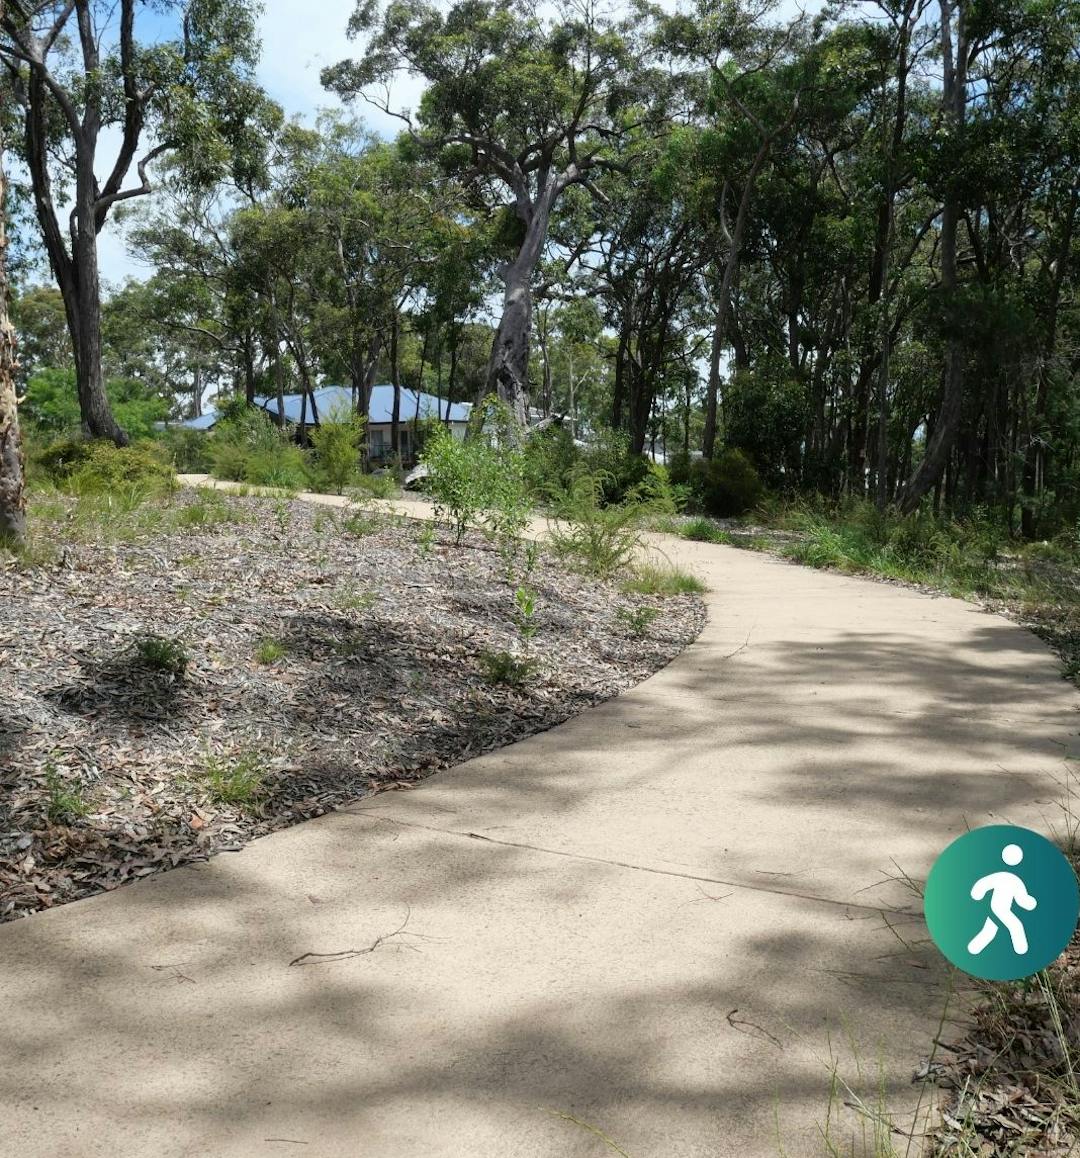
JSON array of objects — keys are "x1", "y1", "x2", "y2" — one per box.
[
  {"x1": 44, "y1": 764, "x2": 91, "y2": 825},
  {"x1": 202, "y1": 751, "x2": 266, "y2": 806},
  {"x1": 66, "y1": 442, "x2": 178, "y2": 497},
  {"x1": 254, "y1": 638, "x2": 287, "y2": 664},
  {"x1": 579, "y1": 431, "x2": 651, "y2": 505},
  {"x1": 680, "y1": 516, "x2": 733, "y2": 544},
  {"x1": 522, "y1": 424, "x2": 580, "y2": 498},
  {"x1": 31, "y1": 437, "x2": 93, "y2": 482},
  {"x1": 478, "y1": 649, "x2": 535, "y2": 687},
  {"x1": 22, "y1": 369, "x2": 169, "y2": 439},
  {"x1": 133, "y1": 634, "x2": 190, "y2": 676},
  {"x1": 722, "y1": 370, "x2": 807, "y2": 488},
  {"x1": 174, "y1": 488, "x2": 245, "y2": 529},
  {"x1": 622, "y1": 564, "x2": 707, "y2": 596},
  {"x1": 155, "y1": 427, "x2": 211, "y2": 473},
  {"x1": 690, "y1": 450, "x2": 763, "y2": 517},
  {"x1": 546, "y1": 471, "x2": 645, "y2": 576},
  {"x1": 349, "y1": 472, "x2": 401, "y2": 500},
  {"x1": 514, "y1": 586, "x2": 539, "y2": 647},
  {"x1": 617, "y1": 604, "x2": 660, "y2": 638},
  {"x1": 208, "y1": 405, "x2": 311, "y2": 489},
  {"x1": 310, "y1": 406, "x2": 367, "y2": 494},
  {"x1": 421, "y1": 422, "x2": 531, "y2": 546}
]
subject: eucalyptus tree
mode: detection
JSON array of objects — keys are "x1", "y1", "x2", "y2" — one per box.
[
  {"x1": 0, "y1": 0, "x2": 276, "y2": 443},
  {"x1": 0, "y1": 0, "x2": 25, "y2": 548},
  {"x1": 324, "y1": 0, "x2": 659, "y2": 428}
]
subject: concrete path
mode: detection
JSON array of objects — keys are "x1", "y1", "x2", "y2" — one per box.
[{"x1": 3, "y1": 482, "x2": 1077, "y2": 1157}]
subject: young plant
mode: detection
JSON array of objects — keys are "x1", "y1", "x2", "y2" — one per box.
[
  {"x1": 479, "y1": 648, "x2": 535, "y2": 688},
  {"x1": 310, "y1": 405, "x2": 366, "y2": 494},
  {"x1": 421, "y1": 420, "x2": 531, "y2": 546},
  {"x1": 44, "y1": 763, "x2": 91, "y2": 824},
  {"x1": 617, "y1": 604, "x2": 660, "y2": 639},
  {"x1": 202, "y1": 751, "x2": 265, "y2": 806},
  {"x1": 514, "y1": 586, "x2": 539, "y2": 649},
  {"x1": 547, "y1": 470, "x2": 644, "y2": 577},
  {"x1": 254, "y1": 637, "x2": 287, "y2": 664},
  {"x1": 133, "y1": 633, "x2": 190, "y2": 676}
]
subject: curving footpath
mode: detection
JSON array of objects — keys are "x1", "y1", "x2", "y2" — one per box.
[{"x1": 2, "y1": 478, "x2": 1077, "y2": 1156}]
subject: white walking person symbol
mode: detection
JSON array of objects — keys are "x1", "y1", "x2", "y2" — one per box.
[{"x1": 967, "y1": 843, "x2": 1038, "y2": 956}]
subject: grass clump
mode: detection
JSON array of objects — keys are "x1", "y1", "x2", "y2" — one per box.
[
  {"x1": 254, "y1": 637, "x2": 288, "y2": 664},
  {"x1": 680, "y1": 516, "x2": 733, "y2": 545},
  {"x1": 202, "y1": 751, "x2": 266, "y2": 805},
  {"x1": 479, "y1": 649, "x2": 535, "y2": 687},
  {"x1": 133, "y1": 634, "x2": 190, "y2": 676},
  {"x1": 622, "y1": 563, "x2": 706, "y2": 596},
  {"x1": 173, "y1": 488, "x2": 244, "y2": 530},
  {"x1": 349, "y1": 471, "x2": 400, "y2": 500},
  {"x1": 44, "y1": 763, "x2": 91, "y2": 825}
]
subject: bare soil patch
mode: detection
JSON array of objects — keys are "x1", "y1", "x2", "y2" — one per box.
[{"x1": 0, "y1": 491, "x2": 704, "y2": 922}]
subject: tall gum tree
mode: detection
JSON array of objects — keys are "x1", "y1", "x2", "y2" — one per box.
[
  {"x1": 0, "y1": 0, "x2": 26, "y2": 546},
  {"x1": 0, "y1": 0, "x2": 275, "y2": 444},
  {"x1": 324, "y1": 0, "x2": 656, "y2": 428}
]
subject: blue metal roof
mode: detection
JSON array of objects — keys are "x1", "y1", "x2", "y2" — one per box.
[
  {"x1": 258, "y1": 385, "x2": 470, "y2": 425},
  {"x1": 178, "y1": 413, "x2": 218, "y2": 430}
]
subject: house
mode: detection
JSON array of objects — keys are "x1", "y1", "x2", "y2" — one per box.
[{"x1": 181, "y1": 384, "x2": 471, "y2": 463}]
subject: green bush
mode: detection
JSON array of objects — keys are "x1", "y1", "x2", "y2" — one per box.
[
  {"x1": 349, "y1": 471, "x2": 400, "y2": 500},
  {"x1": 133, "y1": 633, "x2": 190, "y2": 675},
  {"x1": 421, "y1": 423, "x2": 530, "y2": 546},
  {"x1": 156, "y1": 426, "x2": 211, "y2": 473},
  {"x1": 547, "y1": 471, "x2": 645, "y2": 576},
  {"x1": 32, "y1": 436, "x2": 93, "y2": 481},
  {"x1": 42, "y1": 440, "x2": 177, "y2": 495},
  {"x1": 522, "y1": 424, "x2": 579, "y2": 498},
  {"x1": 692, "y1": 449, "x2": 762, "y2": 517},
  {"x1": 208, "y1": 405, "x2": 310, "y2": 489},
  {"x1": 309, "y1": 406, "x2": 366, "y2": 494}
]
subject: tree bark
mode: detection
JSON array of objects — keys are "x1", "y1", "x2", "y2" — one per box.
[
  {"x1": 0, "y1": 53, "x2": 27, "y2": 547},
  {"x1": 486, "y1": 179, "x2": 559, "y2": 429},
  {"x1": 898, "y1": 0, "x2": 967, "y2": 515},
  {"x1": 390, "y1": 314, "x2": 401, "y2": 455}
]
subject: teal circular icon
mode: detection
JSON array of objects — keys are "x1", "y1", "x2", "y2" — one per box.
[{"x1": 924, "y1": 825, "x2": 1079, "y2": 981}]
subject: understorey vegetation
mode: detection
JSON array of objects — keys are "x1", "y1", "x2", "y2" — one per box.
[{"x1": 0, "y1": 450, "x2": 704, "y2": 922}]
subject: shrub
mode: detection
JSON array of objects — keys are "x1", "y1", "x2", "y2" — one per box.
[
  {"x1": 546, "y1": 470, "x2": 644, "y2": 576},
  {"x1": 349, "y1": 472, "x2": 400, "y2": 500},
  {"x1": 66, "y1": 441, "x2": 177, "y2": 496},
  {"x1": 133, "y1": 634, "x2": 190, "y2": 675},
  {"x1": 310, "y1": 406, "x2": 366, "y2": 494},
  {"x1": 692, "y1": 449, "x2": 762, "y2": 517},
  {"x1": 522, "y1": 423, "x2": 579, "y2": 498},
  {"x1": 479, "y1": 649, "x2": 535, "y2": 687},
  {"x1": 208, "y1": 404, "x2": 310, "y2": 489},
  {"x1": 156, "y1": 426, "x2": 211, "y2": 473},
  {"x1": 32, "y1": 436, "x2": 93, "y2": 482},
  {"x1": 421, "y1": 423, "x2": 530, "y2": 546},
  {"x1": 617, "y1": 605, "x2": 660, "y2": 638}
]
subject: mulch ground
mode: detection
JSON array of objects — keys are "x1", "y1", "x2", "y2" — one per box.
[{"x1": 0, "y1": 490, "x2": 705, "y2": 923}]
